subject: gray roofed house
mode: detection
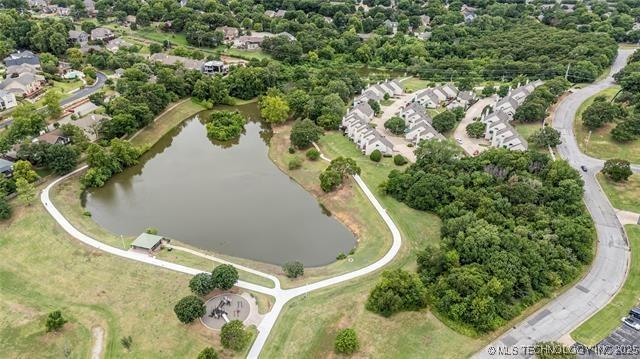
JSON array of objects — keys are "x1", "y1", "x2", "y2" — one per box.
[
  {"x1": 90, "y1": 27, "x2": 115, "y2": 41},
  {"x1": 353, "y1": 102, "x2": 374, "y2": 119},
  {"x1": 277, "y1": 32, "x2": 296, "y2": 41},
  {"x1": 106, "y1": 38, "x2": 132, "y2": 52},
  {"x1": 6, "y1": 63, "x2": 39, "y2": 76},
  {"x1": 216, "y1": 26, "x2": 240, "y2": 41},
  {"x1": 0, "y1": 72, "x2": 46, "y2": 97},
  {"x1": 264, "y1": 10, "x2": 276, "y2": 17},
  {"x1": 416, "y1": 89, "x2": 440, "y2": 108},
  {"x1": 275, "y1": 10, "x2": 287, "y2": 18},
  {"x1": 4, "y1": 51, "x2": 40, "y2": 67},
  {"x1": 149, "y1": 53, "x2": 205, "y2": 71},
  {"x1": 0, "y1": 158, "x2": 13, "y2": 177},
  {"x1": 68, "y1": 30, "x2": 89, "y2": 44}
]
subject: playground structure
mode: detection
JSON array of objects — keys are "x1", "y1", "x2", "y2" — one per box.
[{"x1": 201, "y1": 293, "x2": 251, "y2": 330}]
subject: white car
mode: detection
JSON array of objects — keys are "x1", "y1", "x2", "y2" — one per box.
[
  {"x1": 622, "y1": 316, "x2": 640, "y2": 330},
  {"x1": 455, "y1": 138, "x2": 463, "y2": 144}
]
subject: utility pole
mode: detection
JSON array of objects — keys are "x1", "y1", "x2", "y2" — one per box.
[{"x1": 564, "y1": 63, "x2": 571, "y2": 80}]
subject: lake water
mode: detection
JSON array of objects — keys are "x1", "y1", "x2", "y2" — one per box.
[{"x1": 83, "y1": 104, "x2": 356, "y2": 266}]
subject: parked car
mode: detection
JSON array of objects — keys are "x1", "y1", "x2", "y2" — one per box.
[
  {"x1": 623, "y1": 316, "x2": 640, "y2": 331},
  {"x1": 455, "y1": 138, "x2": 462, "y2": 144}
]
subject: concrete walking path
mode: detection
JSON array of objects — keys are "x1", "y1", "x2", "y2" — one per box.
[{"x1": 41, "y1": 140, "x2": 403, "y2": 358}]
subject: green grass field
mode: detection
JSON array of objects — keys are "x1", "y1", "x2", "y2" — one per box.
[
  {"x1": 573, "y1": 86, "x2": 640, "y2": 163},
  {"x1": 572, "y1": 225, "x2": 640, "y2": 346},
  {"x1": 222, "y1": 48, "x2": 272, "y2": 61},
  {"x1": 597, "y1": 173, "x2": 640, "y2": 213},
  {"x1": 400, "y1": 77, "x2": 430, "y2": 92},
  {"x1": 261, "y1": 130, "x2": 490, "y2": 357}
]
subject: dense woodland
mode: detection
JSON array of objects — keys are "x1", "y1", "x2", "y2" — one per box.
[{"x1": 382, "y1": 141, "x2": 594, "y2": 332}]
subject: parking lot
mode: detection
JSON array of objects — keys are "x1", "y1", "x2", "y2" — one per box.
[{"x1": 577, "y1": 324, "x2": 640, "y2": 358}]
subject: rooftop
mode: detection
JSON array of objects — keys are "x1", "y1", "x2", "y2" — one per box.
[{"x1": 131, "y1": 233, "x2": 164, "y2": 249}]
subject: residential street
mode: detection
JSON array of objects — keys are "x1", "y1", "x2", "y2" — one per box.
[
  {"x1": 476, "y1": 48, "x2": 635, "y2": 358},
  {"x1": 452, "y1": 95, "x2": 496, "y2": 155},
  {"x1": 369, "y1": 91, "x2": 418, "y2": 161}
]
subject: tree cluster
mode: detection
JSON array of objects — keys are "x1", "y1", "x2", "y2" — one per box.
[
  {"x1": 381, "y1": 140, "x2": 594, "y2": 332},
  {"x1": 319, "y1": 157, "x2": 361, "y2": 192},
  {"x1": 205, "y1": 111, "x2": 246, "y2": 142}
]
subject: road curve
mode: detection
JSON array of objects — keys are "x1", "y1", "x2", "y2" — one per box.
[
  {"x1": 42, "y1": 144, "x2": 403, "y2": 358},
  {"x1": 476, "y1": 48, "x2": 635, "y2": 358},
  {"x1": 60, "y1": 72, "x2": 107, "y2": 107}
]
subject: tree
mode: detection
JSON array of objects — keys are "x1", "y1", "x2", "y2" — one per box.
[
  {"x1": 384, "y1": 116, "x2": 406, "y2": 135},
  {"x1": 206, "y1": 111, "x2": 245, "y2": 141},
  {"x1": 174, "y1": 295, "x2": 205, "y2": 324},
  {"x1": 211, "y1": 264, "x2": 239, "y2": 290},
  {"x1": 582, "y1": 101, "x2": 625, "y2": 130},
  {"x1": 288, "y1": 157, "x2": 302, "y2": 170},
  {"x1": 45, "y1": 310, "x2": 67, "y2": 332},
  {"x1": 334, "y1": 328, "x2": 359, "y2": 355},
  {"x1": 466, "y1": 122, "x2": 486, "y2": 138},
  {"x1": 370, "y1": 149, "x2": 382, "y2": 162},
  {"x1": 432, "y1": 111, "x2": 458, "y2": 133},
  {"x1": 328, "y1": 157, "x2": 361, "y2": 177},
  {"x1": 45, "y1": 144, "x2": 78, "y2": 175},
  {"x1": 513, "y1": 100, "x2": 546, "y2": 122},
  {"x1": 197, "y1": 347, "x2": 219, "y2": 359},
  {"x1": 12, "y1": 160, "x2": 38, "y2": 183},
  {"x1": 366, "y1": 269, "x2": 427, "y2": 317},
  {"x1": 189, "y1": 273, "x2": 215, "y2": 296},
  {"x1": 220, "y1": 320, "x2": 249, "y2": 351},
  {"x1": 15, "y1": 178, "x2": 36, "y2": 206},
  {"x1": 260, "y1": 94, "x2": 290, "y2": 124},
  {"x1": 528, "y1": 126, "x2": 562, "y2": 147},
  {"x1": 368, "y1": 99, "x2": 381, "y2": 115},
  {"x1": 282, "y1": 261, "x2": 304, "y2": 278},
  {"x1": 0, "y1": 196, "x2": 11, "y2": 220},
  {"x1": 290, "y1": 119, "x2": 323, "y2": 149},
  {"x1": 602, "y1": 159, "x2": 632, "y2": 182},
  {"x1": 320, "y1": 168, "x2": 343, "y2": 192}
]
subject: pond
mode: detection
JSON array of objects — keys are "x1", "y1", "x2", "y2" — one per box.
[{"x1": 83, "y1": 103, "x2": 356, "y2": 266}]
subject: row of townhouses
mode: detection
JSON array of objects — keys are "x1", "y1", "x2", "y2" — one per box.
[
  {"x1": 399, "y1": 102, "x2": 444, "y2": 145},
  {"x1": 413, "y1": 83, "x2": 476, "y2": 110},
  {"x1": 342, "y1": 80, "x2": 404, "y2": 155},
  {"x1": 481, "y1": 80, "x2": 544, "y2": 151}
]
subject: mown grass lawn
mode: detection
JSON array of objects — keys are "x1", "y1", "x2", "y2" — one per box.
[
  {"x1": 0, "y1": 203, "x2": 247, "y2": 358},
  {"x1": 597, "y1": 173, "x2": 640, "y2": 213},
  {"x1": 400, "y1": 77, "x2": 430, "y2": 92},
  {"x1": 130, "y1": 99, "x2": 205, "y2": 147},
  {"x1": 573, "y1": 86, "x2": 640, "y2": 163},
  {"x1": 221, "y1": 48, "x2": 272, "y2": 61},
  {"x1": 262, "y1": 130, "x2": 487, "y2": 358},
  {"x1": 572, "y1": 225, "x2": 640, "y2": 346}
]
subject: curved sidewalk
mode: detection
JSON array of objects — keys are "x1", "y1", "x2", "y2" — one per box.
[{"x1": 476, "y1": 48, "x2": 635, "y2": 358}]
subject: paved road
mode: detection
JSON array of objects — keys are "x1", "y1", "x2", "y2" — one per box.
[
  {"x1": 453, "y1": 95, "x2": 496, "y2": 155},
  {"x1": 0, "y1": 72, "x2": 106, "y2": 130},
  {"x1": 476, "y1": 48, "x2": 635, "y2": 358},
  {"x1": 41, "y1": 143, "x2": 403, "y2": 358}
]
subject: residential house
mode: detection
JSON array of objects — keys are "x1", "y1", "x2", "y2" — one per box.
[
  {"x1": 64, "y1": 113, "x2": 109, "y2": 141},
  {"x1": 27, "y1": 0, "x2": 46, "y2": 8},
  {"x1": 68, "y1": 30, "x2": 89, "y2": 44},
  {"x1": 90, "y1": 27, "x2": 115, "y2": 42},
  {"x1": 405, "y1": 120, "x2": 443, "y2": 144},
  {"x1": 461, "y1": 4, "x2": 477, "y2": 23},
  {"x1": 484, "y1": 116, "x2": 527, "y2": 151},
  {"x1": 233, "y1": 36, "x2": 265, "y2": 50},
  {"x1": 264, "y1": 10, "x2": 276, "y2": 17},
  {"x1": 149, "y1": 53, "x2": 205, "y2": 71},
  {"x1": 3, "y1": 51, "x2": 40, "y2": 67},
  {"x1": 415, "y1": 31, "x2": 431, "y2": 41},
  {"x1": 341, "y1": 101, "x2": 394, "y2": 155},
  {"x1": 34, "y1": 129, "x2": 71, "y2": 145},
  {"x1": 415, "y1": 89, "x2": 440, "y2": 108},
  {"x1": 0, "y1": 73, "x2": 46, "y2": 97},
  {"x1": 6, "y1": 63, "x2": 39, "y2": 76},
  {"x1": 84, "y1": 0, "x2": 96, "y2": 16},
  {"x1": 275, "y1": 10, "x2": 287, "y2": 18},
  {"x1": 447, "y1": 90, "x2": 477, "y2": 109},
  {"x1": 0, "y1": 90, "x2": 17, "y2": 111},
  {"x1": 106, "y1": 38, "x2": 132, "y2": 52},
  {"x1": 384, "y1": 20, "x2": 398, "y2": 34},
  {"x1": 79, "y1": 44, "x2": 102, "y2": 54},
  {"x1": 420, "y1": 15, "x2": 431, "y2": 27},
  {"x1": 202, "y1": 60, "x2": 228, "y2": 75},
  {"x1": 277, "y1": 32, "x2": 296, "y2": 41},
  {"x1": 216, "y1": 26, "x2": 240, "y2": 41},
  {"x1": 399, "y1": 102, "x2": 431, "y2": 128},
  {"x1": 0, "y1": 159, "x2": 13, "y2": 178}
]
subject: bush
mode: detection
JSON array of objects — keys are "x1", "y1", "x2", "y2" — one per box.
[
  {"x1": 320, "y1": 168, "x2": 343, "y2": 192},
  {"x1": 189, "y1": 273, "x2": 215, "y2": 296},
  {"x1": 288, "y1": 157, "x2": 302, "y2": 170},
  {"x1": 393, "y1": 155, "x2": 407, "y2": 166},
  {"x1": 211, "y1": 264, "x2": 239, "y2": 290},
  {"x1": 288, "y1": 146, "x2": 295, "y2": 154},
  {"x1": 366, "y1": 269, "x2": 427, "y2": 317},
  {"x1": 206, "y1": 111, "x2": 246, "y2": 141},
  {"x1": 0, "y1": 197, "x2": 11, "y2": 220},
  {"x1": 602, "y1": 159, "x2": 632, "y2": 182},
  {"x1": 220, "y1": 320, "x2": 250, "y2": 351},
  {"x1": 45, "y1": 310, "x2": 67, "y2": 332},
  {"x1": 282, "y1": 261, "x2": 304, "y2": 278},
  {"x1": 370, "y1": 149, "x2": 382, "y2": 162},
  {"x1": 174, "y1": 295, "x2": 205, "y2": 324},
  {"x1": 306, "y1": 148, "x2": 320, "y2": 160},
  {"x1": 336, "y1": 253, "x2": 347, "y2": 260},
  {"x1": 197, "y1": 347, "x2": 219, "y2": 359},
  {"x1": 334, "y1": 328, "x2": 359, "y2": 355},
  {"x1": 121, "y1": 336, "x2": 133, "y2": 351}
]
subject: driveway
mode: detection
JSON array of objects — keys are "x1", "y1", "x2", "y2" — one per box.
[
  {"x1": 476, "y1": 48, "x2": 635, "y2": 358},
  {"x1": 453, "y1": 96, "x2": 495, "y2": 155}
]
